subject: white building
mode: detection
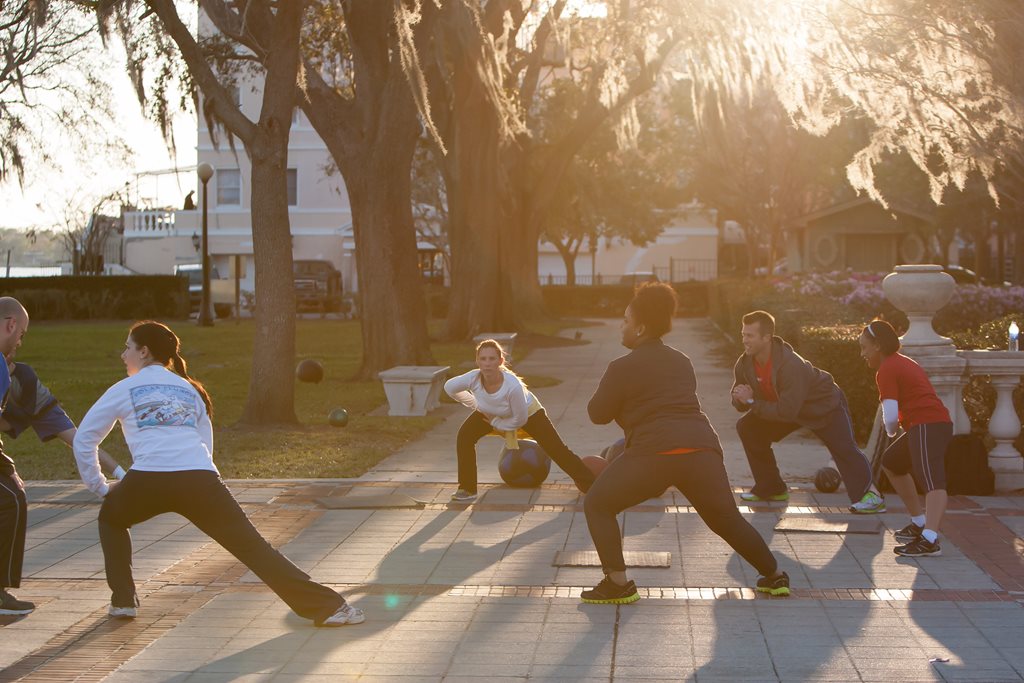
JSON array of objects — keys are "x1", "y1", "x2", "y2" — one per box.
[{"x1": 122, "y1": 80, "x2": 355, "y2": 296}]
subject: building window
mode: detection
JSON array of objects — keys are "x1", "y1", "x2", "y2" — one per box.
[
  {"x1": 287, "y1": 168, "x2": 297, "y2": 206},
  {"x1": 217, "y1": 169, "x2": 241, "y2": 206}
]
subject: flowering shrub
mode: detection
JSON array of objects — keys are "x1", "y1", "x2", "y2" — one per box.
[
  {"x1": 934, "y1": 286, "x2": 1024, "y2": 334},
  {"x1": 766, "y1": 271, "x2": 1024, "y2": 335}
]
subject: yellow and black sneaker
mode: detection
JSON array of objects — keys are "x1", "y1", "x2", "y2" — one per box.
[
  {"x1": 580, "y1": 577, "x2": 640, "y2": 604},
  {"x1": 756, "y1": 571, "x2": 791, "y2": 596}
]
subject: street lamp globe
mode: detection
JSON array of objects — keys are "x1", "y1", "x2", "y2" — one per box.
[{"x1": 197, "y1": 162, "x2": 214, "y2": 183}]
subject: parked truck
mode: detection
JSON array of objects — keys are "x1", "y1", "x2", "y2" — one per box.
[
  {"x1": 293, "y1": 259, "x2": 344, "y2": 314},
  {"x1": 175, "y1": 263, "x2": 235, "y2": 318}
]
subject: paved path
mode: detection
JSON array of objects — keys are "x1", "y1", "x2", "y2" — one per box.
[{"x1": 2, "y1": 319, "x2": 1023, "y2": 682}]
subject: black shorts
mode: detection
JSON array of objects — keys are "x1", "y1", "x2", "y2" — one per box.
[{"x1": 881, "y1": 422, "x2": 952, "y2": 492}]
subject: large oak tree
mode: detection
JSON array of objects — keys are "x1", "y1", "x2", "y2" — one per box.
[{"x1": 101, "y1": 0, "x2": 306, "y2": 424}]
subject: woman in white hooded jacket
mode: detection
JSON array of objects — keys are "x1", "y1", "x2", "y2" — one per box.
[
  {"x1": 73, "y1": 320, "x2": 363, "y2": 627},
  {"x1": 444, "y1": 339, "x2": 594, "y2": 502}
]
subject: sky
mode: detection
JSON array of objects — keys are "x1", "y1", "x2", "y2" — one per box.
[{"x1": 0, "y1": 25, "x2": 197, "y2": 232}]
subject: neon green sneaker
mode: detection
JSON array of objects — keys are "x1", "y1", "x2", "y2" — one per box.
[
  {"x1": 850, "y1": 490, "x2": 886, "y2": 514},
  {"x1": 739, "y1": 490, "x2": 789, "y2": 502}
]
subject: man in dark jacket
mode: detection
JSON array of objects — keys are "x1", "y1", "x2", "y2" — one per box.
[
  {"x1": 730, "y1": 310, "x2": 884, "y2": 513},
  {"x1": 0, "y1": 297, "x2": 34, "y2": 615}
]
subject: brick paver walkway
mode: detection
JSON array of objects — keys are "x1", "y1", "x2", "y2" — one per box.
[{"x1": 2, "y1": 319, "x2": 1023, "y2": 682}]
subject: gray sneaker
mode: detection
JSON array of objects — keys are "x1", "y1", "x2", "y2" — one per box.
[
  {"x1": 0, "y1": 589, "x2": 35, "y2": 615},
  {"x1": 321, "y1": 603, "x2": 365, "y2": 626},
  {"x1": 450, "y1": 489, "x2": 477, "y2": 503}
]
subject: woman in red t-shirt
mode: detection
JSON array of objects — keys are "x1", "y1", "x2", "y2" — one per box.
[{"x1": 858, "y1": 320, "x2": 951, "y2": 558}]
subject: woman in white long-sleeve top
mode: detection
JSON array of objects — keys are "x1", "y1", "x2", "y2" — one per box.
[
  {"x1": 444, "y1": 339, "x2": 594, "y2": 502},
  {"x1": 73, "y1": 321, "x2": 363, "y2": 626}
]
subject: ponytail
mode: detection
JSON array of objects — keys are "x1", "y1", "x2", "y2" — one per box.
[
  {"x1": 129, "y1": 320, "x2": 214, "y2": 419},
  {"x1": 171, "y1": 351, "x2": 213, "y2": 419}
]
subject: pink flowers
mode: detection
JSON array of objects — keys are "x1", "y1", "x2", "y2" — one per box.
[{"x1": 768, "y1": 269, "x2": 1023, "y2": 334}]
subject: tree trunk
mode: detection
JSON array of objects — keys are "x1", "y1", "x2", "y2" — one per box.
[
  {"x1": 564, "y1": 246, "x2": 577, "y2": 286},
  {"x1": 295, "y1": 2, "x2": 435, "y2": 379},
  {"x1": 241, "y1": 137, "x2": 298, "y2": 424},
  {"x1": 443, "y1": 69, "x2": 513, "y2": 339},
  {"x1": 343, "y1": 147, "x2": 434, "y2": 378},
  {"x1": 237, "y1": 2, "x2": 302, "y2": 425}
]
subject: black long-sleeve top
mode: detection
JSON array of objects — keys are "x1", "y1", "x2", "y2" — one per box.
[{"x1": 587, "y1": 338, "x2": 723, "y2": 458}]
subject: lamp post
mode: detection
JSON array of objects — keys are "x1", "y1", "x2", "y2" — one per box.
[{"x1": 197, "y1": 162, "x2": 215, "y2": 326}]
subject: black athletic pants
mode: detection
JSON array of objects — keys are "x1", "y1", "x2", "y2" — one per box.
[
  {"x1": 99, "y1": 470, "x2": 344, "y2": 624},
  {"x1": 0, "y1": 470, "x2": 27, "y2": 589},
  {"x1": 584, "y1": 450, "x2": 778, "y2": 576},
  {"x1": 456, "y1": 409, "x2": 594, "y2": 493}
]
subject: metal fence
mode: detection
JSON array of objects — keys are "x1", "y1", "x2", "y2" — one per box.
[{"x1": 540, "y1": 259, "x2": 718, "y2": 286}]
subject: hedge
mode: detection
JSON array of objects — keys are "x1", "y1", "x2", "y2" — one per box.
[
  {"x1": 0, "y1": 275, "x2": 189, "y2": 320},
  {"x1": 800, "y1": 325, "x2": 878, "y2": 442}
]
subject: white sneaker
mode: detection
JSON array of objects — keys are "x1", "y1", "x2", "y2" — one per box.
[
  {"x1": 321, "y1": 603, "x2": 364, "y2": 626},
  {"x1": 108, "y1": 605, "x2": 137, "y2": 619}
]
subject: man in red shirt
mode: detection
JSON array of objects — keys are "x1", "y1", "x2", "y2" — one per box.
[{"x1": 730, "y1": 310, "x2": 885, "y2": 513}]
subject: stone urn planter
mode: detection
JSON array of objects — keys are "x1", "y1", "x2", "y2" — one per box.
[{"x1": 882, "y1": 264, "x2": 956, "y2": 354}]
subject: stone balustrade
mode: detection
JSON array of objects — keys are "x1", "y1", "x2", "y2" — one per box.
[
  {"x1": 124, "y1": 210, "x2": 176, "y2": 237},
  {"x1": 956, "y1": 351, "x2": 1024, "y2": 481}
]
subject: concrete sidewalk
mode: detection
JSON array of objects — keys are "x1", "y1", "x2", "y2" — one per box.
[{"x1": 2, "y1": 318, "x2": 1023, "y2": 682}]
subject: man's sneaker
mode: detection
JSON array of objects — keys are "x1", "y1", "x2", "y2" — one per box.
[
  {"x1": 894, "y1": 522, "x2": 924, "y2": 543},
  {"x1": 894, "y1": 537, "x2": 941, "y2": 557},
  {"x1": 108, "y1": 605, "x2": 137, "y2": 619},
  {"x1": 739, "y1": 490, "x2": 789, "y2": 503},
  {"x1": 0, "y1": 590, "x2": 35, "y2": 615},
  {"x1": 580, "y1": 577, "x2": 640, "y2": 605},
  {"x1": 756, "y1": 571, "x2": 791, "y2": 596},
  {"x1": 450, "y1": 489, "x2": 477, "y2": 503},
  {"x1": 321, "y1": 603, "x2": 365, "y2": 626},
  {"x1": 850, "y1": 490, "x2": 886, "y2": 514}
]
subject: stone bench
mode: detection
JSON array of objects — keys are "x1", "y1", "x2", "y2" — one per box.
[
  {"x1": 378, "y1": 365, "x2": 450, "y2": 416},
  {"x1": 472, "y1": 332, "x2": 518, "y2": 359}
]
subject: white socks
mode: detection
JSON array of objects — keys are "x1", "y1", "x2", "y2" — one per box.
[
  {"x1": 911, "y1": 514, "x2": 926, "y2": 527},
  {"x1": 922, "y1": 529, "x2": 938, "y2": 544},
  {"x1": 113, "y1": 466, "x2": 127, "y2": 480}
]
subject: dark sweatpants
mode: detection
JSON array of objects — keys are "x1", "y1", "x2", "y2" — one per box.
[
  {"x1": 99, "y1": 470, "x2": 344, "y2": 624},
  {"x1": 0, "y1": 471, "x2": 27, "y2": 589},
  {"x1": 736, "y1": 395, "x2": 874, "y2": 503},
  {"x1": 584, "y1": 450, "x2": 778, "y2": 577},
  {"x1": 456, "y1": 409, "x2": 594, "y2": 493}
]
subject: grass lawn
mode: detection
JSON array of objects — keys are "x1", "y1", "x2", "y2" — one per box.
[{"x1": 9, "y1": 317, "x2": 585, "y2": 480}]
